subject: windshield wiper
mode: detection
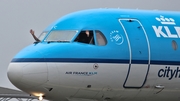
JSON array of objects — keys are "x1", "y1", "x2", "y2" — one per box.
[
  {"x1": 33, "y1": 41, "x2": 40, "y2": 44},
  {"x1": 47, "y1": 41, "x2": 69, "y2": 43},
  {"x1": 57, "y1": 40, "x2": 69, "y2": 42}
]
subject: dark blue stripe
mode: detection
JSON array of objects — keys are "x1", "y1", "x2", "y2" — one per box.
[
  {"x1": 11, "y1": 58, "x2": 130, "y2": 63},
  {"x1": 11, "y1": 58, "x2": 180, "y2": 65},
  {"x1": 150, "y1": 61, "x2": 180, "y2": 65}
]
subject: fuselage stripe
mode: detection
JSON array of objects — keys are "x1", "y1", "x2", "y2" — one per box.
[{"x1": 11, "y1": 58, "x2": 180, "y2": 65}]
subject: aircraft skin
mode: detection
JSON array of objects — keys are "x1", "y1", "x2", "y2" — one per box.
[{"x1": 7, "y1": 9, "x2": 180, "y2": 101}]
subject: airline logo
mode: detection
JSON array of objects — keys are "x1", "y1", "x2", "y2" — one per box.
[
  {"x1": 152, "y1": 15, "x2": 180, "y2": 38},
  {"x1": 110, "y1": 30, "x2": 124, "y2": 45},
  {"x1": 155, "y1": 16, "x2": 175, "y2": 25}
]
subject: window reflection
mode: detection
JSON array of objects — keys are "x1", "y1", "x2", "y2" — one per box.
[{"x1": 95, "y1": 30, "x2": 107, "y2": 46}]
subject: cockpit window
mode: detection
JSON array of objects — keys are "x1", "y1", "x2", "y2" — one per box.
[
  {"x1": 45, "y1": 30, "x2": 77, "y2": 42},
  {"x1": 74, "y1": 30, "x2": 95, "y2": 44},
  {"x1": 38, "y1": 31, "x2": 48, "y2": 41},
  {"x1": 95, "y1": 30, "x2": 107, "y2": 46},
  {"x1": 74, "y1": 30, "x2": 107, "y2": 46}
]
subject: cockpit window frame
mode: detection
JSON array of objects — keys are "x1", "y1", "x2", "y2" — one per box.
[
  {"x1": 74, "y1": 30, "x2": 95, "y2": 45},
  {"x1": 38, "y1": 31, "x2": 49, "y2": 42},
  {"x1": 73, "y1": 30, "x2": 107, "y2": 46},
  {"x1": 95, "y1": 30, "x2": 107, "y2": 46}
]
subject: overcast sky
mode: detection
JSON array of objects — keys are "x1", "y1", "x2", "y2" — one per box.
[{"x1": 0, "y1": 0, "x2": 180, "y2": 91}]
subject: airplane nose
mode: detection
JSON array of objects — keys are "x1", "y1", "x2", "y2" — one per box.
[{"x1": 7, "y1": 51, "x2": 48, "y2": 90}]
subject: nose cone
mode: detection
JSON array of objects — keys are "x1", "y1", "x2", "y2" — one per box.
[
  {"x1": 7, "y1": 63, "x2": 23, "y2": 86},
  {"x1": 7, "y1": 50, "x2": 48, "y2": 91}
]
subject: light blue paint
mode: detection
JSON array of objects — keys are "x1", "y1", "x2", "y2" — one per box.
[{"x1": 13, "y1": 9, "x2": 180, "y2": 63}]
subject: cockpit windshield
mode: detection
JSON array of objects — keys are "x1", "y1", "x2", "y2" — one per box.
[
  {"x1": 38, "y1": 31, "x2": 48, "y2": 41},
  {"x1": 45, "y1": 30, "x2": 78, "y2": 42}
]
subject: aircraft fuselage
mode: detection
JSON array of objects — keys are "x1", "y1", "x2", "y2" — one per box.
[{"x1": 7, "y1": 9, "x2": 180, "y2": 101}]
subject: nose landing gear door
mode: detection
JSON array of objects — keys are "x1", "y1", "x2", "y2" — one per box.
[{"x1": 119, "y1": 19, "x2": 150, "y2": 88}]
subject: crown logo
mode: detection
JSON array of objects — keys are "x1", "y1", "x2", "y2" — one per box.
[{"x1": 155, "y1": 15, "x2": 175, "y2": 25}]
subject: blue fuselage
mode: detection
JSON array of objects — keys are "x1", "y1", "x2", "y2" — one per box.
[
  {"x1": 8, "y1": 9, "x2": 180, "y2": 101},
  {"x1": 12, "y1": 9, "x2": 180, "y2": 65}
]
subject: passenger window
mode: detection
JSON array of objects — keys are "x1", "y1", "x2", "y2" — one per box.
[
  {"x1": 172, "y1": 40, "x2": 178, "y2": 50},
  {"x1": 95, "y1": 30, "x2": 107, "y2": 46},
  {"x1": 75, "y1": 30, "x2": 94, "y2": 45}
]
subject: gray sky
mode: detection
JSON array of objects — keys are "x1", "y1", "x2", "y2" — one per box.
[{"x1": 0, "y1": 0, "x2": 180, "y2": 91}]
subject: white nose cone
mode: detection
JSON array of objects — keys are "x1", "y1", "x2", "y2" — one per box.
[
  {"x1": 8, "y1": 62, "x2": 48, "y2": 90},
  {"x1": 7, "y1": 63, "x2": 23, "y2": 86}
]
